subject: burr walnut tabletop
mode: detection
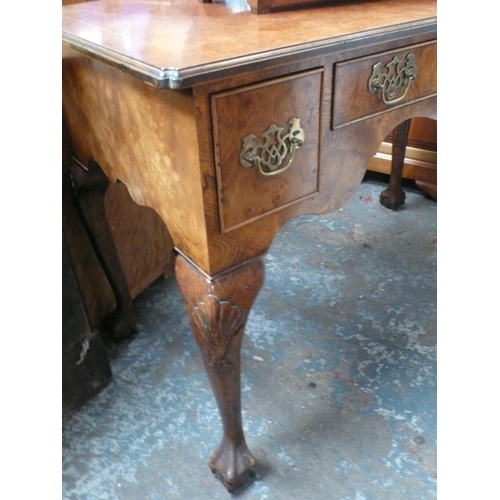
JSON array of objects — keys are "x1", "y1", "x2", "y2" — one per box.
[{"x1": 63, "y1": 0, "x2": 436, "y2": 490}]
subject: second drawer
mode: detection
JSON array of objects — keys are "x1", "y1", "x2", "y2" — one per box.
[{"x1": 333, "y1": 41, "x2": 437, "y2": 129}]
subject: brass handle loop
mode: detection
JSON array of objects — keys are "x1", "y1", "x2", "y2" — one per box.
[
  {"x1": 368, "y1": 53, "x2": 417, "y2": 105},
  {"x1": 239, "y1": 118, "x2": 305, "y2": 177}
]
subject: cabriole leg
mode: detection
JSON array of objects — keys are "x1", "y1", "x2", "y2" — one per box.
[
  {"x1": 71, "y1": 159, "x2": 136, "y2": 341},
  {"x1": 175, "y1": 254, "x2": 264, "y2": 491},
  {"x1": 380, "y1": 118, "x2": 411, "y2": 210}
]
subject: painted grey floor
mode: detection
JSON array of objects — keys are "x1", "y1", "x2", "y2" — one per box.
[{"x1": 62, "y1": 173, "x2": 437, "y2": 500}]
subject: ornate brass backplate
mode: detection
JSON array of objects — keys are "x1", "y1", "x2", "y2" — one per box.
[
  {"x1": 368, "y1": 53, "x2": 417, "y2": 105},
  {"x1": 239, "y1": 118, "x2": 305, "y2": 177}
]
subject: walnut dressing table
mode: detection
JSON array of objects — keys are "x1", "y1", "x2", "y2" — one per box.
[{"x1": 62, "y1": 0, "x2": 436, "y2": 490}]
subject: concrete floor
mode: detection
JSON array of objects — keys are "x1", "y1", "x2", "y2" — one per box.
[{"x1": 62, "y1": 172, "x2": 437, "y2": 500}]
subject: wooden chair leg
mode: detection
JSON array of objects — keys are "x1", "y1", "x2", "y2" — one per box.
[
  {"x1": 380, "y1": 118, "x2": 411, "y2": 210},
  {"x1": 71, "y1": 159, "x2": 136, "y2": 341},
  {"x1": 175, "y1": 254, "x2": 264, "y2": 491}
]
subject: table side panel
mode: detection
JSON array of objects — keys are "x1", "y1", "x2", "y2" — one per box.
[{"x1": 62, "y1": 45, "x2": 211, "y2": 270}]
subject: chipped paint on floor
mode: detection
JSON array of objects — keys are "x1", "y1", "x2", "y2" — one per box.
[{"x1": 63, "y1": 173, "x2": 436, "y2": 500}]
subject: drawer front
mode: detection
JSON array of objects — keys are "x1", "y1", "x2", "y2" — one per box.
[
  {"x1": 333, "y1": 41, "x2": 436, "y2": 129},
  {"x1": 211, "y1": 69, "x2": 323, "y2": 233}
]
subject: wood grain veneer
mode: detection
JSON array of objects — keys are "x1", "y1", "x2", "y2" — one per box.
[
  {"x1": 333, "y1": 41, "x2": 437, "y2": 128},
  {"x1": 62, "y1": 0, "x2": 437, "y2": 88},
  {"x1": 63, "y1": 0, "x2": 437, "y2": 488},
  {"x1": 212, "y1": 69, "x2": 322, "y2": 232}
]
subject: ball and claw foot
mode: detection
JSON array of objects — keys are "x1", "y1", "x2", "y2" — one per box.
[
  {"x1": 209, "y1": 440, "x2": 257, "y2": 491},
  {"x1": 379, "y1": 187, "x2": 406, "y2": 210}
]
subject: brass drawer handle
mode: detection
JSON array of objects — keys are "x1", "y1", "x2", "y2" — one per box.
[
  {"x1": 239, "y1": 118, "x2": 305, "y2": 177},
  {"x1": 368, "y1": 53, "x2": 417, "y2": 105}
]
